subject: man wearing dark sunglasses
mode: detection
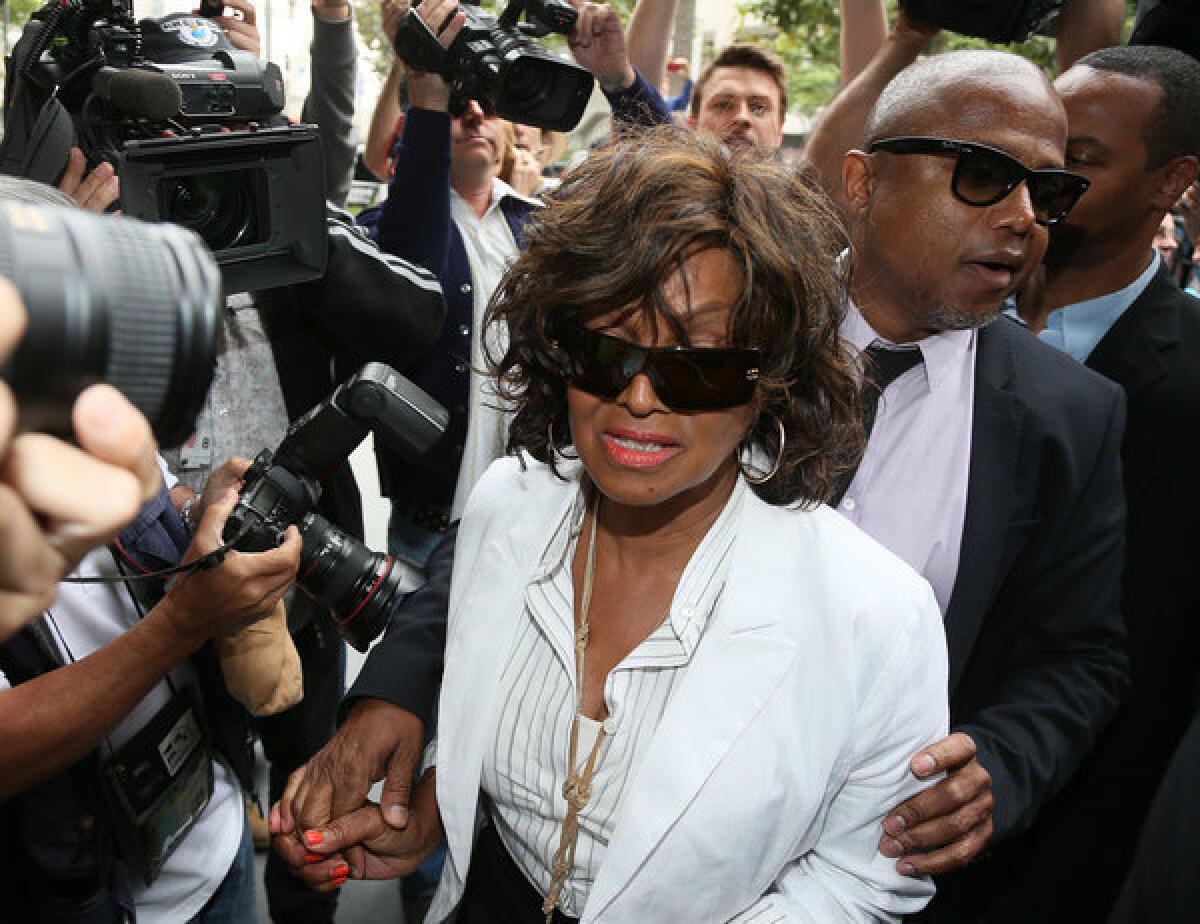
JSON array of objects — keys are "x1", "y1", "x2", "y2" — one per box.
[
  {"x1": 801, "y1": 35, "x2": 1130, "y2": 924},
  {"x1": 865, "y1": 136, "x2": 1090, "y2": 227},
  {"x1": 359, "y1": 0, "x2": 543, "y2": 562},
  {"x1": 977, "y1": 45, "x2": 1200, "y2": 922}
]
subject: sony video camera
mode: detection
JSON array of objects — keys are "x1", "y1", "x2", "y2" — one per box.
[
  {"x1": 899, "y1": 0, "x2": 1063, "y2": 44},
  {"x1": 225, "y1": 364, "x2": 449, "y2": 651},
  {"x1": 0, "y1": 0, "x2": 326, "y2": 294},
  {"x1": 394, "y1": 0, "x2": 593, "y2": 132}
]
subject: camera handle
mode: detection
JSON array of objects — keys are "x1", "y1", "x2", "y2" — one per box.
[{"x1": 393, "y1": 9, "x2": 451, "y2": 74}]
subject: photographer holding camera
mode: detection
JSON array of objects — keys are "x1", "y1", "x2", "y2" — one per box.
[
  {"x1": 0, "y1": 179, "x2": 299, "y2": 922},
  {"x1": 1, "y1": 4, "x2": 445, "y2": 922},
  {"x1": 361, "y1": 0, "x2": 679, "y2": 564},
  {"x1": 130, "y1": 6, "x2": 446, "y2": 923},
  {"x1": 0, "y1": 172, "x2": 303, "y2": 924},
  {"x1": 0, "y1": 456, "x2": 301, "y2": 924},
  {"x1": 361, "y1": 0, "x2": 541, "y2": 567}
]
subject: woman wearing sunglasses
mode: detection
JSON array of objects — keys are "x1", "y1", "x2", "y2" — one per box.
[{"x1": 386, "y1": 128, "x2": 948, "y2": 922}]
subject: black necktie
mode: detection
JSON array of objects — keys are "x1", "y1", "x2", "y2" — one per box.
[{"x1": 830, "y1": 342, "x2": 924, "y2": 507}]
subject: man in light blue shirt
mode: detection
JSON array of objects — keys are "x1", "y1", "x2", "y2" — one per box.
[
  {"x1": 1000, "y1": 44, "x2": 1200, "y2": 922},
  {"x1": 1028, "y1": 249, "x2": 1161, "y2": 362}
]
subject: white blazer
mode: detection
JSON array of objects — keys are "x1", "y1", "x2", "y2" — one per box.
[{"x1": 428, "y1": 456, "x2": 949, "y2": 923}]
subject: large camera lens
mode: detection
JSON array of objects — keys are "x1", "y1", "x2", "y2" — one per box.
[
  {"x1": 120, "y1": 126, "x2": 328, "y2": 294},
  {"x1": 163, "y1": 169, "x2": 260, "y2": 252},
  {"x1": 495, "y1": 53, "x2": 593, "y2": 132},
  {"x1": 296, "y1": 512, "x2": 425, "y2": 652},
  {"x1": 0, "y1": 202, "x2": 220, "y2": 448}
]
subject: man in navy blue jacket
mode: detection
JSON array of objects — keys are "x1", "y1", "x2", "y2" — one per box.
[{"x1": 358, "y1": 66, "x2": 541, "y2": 565}]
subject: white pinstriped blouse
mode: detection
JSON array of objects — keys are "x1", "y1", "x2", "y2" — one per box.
[{"x1": 479, "y1": 477, "x2": 747, "y2": 919}]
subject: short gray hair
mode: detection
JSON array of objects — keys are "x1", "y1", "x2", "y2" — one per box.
[{"x1": 863, "y1": 50, "x2": 1052, "y2": 147}]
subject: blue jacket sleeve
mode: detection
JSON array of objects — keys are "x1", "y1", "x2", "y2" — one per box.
[
  {"x1": 374, "y1": 107, "x2": 455, "y2": 279},
  {"x1": 666, "y1": 77, "x2": 693, "y2": 112},
  {"x1": 603, "y1": 71, "x2": 672, "y2": 129},
  {"x1": 344, "y1": 522, "x2": 457, "y2": 732}
]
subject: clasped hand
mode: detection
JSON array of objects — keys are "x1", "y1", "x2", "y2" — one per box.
[{"x1": 270, "y1": 699, "x2": 443, "y2": 890}]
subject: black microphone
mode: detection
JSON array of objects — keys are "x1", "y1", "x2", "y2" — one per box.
[{"x1": 92, "y1": 67, "x2": 183, "y2": 121}]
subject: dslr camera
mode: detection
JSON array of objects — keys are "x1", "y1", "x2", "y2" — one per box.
[
  {"x1": 900, "y1": 0, "x2": 1062, "y2": 43},
  {"x1": 394, "y1": 0, "x2": 593, "y2": 132},
  {"x1": 0, "y1": 0, "x2": 326, "y2": 293},
  {"x1": 225, "y1": 363, "x2": 449, "y2": 651}
]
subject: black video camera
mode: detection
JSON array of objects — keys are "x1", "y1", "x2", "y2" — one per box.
[
  {"x1": 0, "y1": 0, "x2": 327, "y2": 294},
  {"x1": 117, "y1": 124, "x2": 326, "y2": 295},
  {"x1": 900, "y1": 0, "x2": 1062, "y2": 43},
  {"x1": 1130, "y1": 0, "x2": 1200, "y2": 64},
  {"x1": 394, "y1": 0, "x2": 594, "y2": 132},
  {"x1": 225, "y1": 364, "x2": 449, "y2": 651}
]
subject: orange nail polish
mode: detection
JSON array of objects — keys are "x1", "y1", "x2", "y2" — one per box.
[{"x1": 303, "y1": 830, "x2": 323, "y2": 847}]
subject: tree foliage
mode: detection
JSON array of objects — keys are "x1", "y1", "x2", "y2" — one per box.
[
  {"x1": 4, "y1": 0, "x2": 56, "y2": 32},
  {"x1": 352, "y1": 0, "x2": 390, "y2": 77}
]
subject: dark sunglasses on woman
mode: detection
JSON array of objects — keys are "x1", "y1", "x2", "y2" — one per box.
[
  {"x1": 868, "y1": 136, "x2": 1091, "y2": 226},
  {"x1": 555, "y1": 324, "x2": 762, "y2": 411}
]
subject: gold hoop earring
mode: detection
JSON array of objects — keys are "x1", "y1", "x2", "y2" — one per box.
[
  {"x1": 548, "y1": 421, "x2": 570, "y2": 463},
  {"x1": 741, "y1": 413, "x2": 786, "y2": 485}
]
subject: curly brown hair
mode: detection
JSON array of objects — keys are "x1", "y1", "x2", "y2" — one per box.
[{"x1": 484, "y1": 127, "x2": 863, "y2": 507}]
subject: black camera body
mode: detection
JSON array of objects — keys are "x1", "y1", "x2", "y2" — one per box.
[
  {"x1": 0, "y1": 0, "x2": 327, "y2": 294},
  {"x1": 149, "y1": 52, "x2": 286, "y2": 122},
  {"x1": 225, "y1": 363, "x2": 449, "y2": 651},
  {"x1": 900, "y1": 0, "x2": 1062, "y2": 43},
  {"x1": 120, "y1": 124, "x2": 326, "y2": 295},
  {"x1": 1130, "y1": 0, "x2": 1200, "y2": 64},
  {"x1": 394, "y1": 0, "x2": 594, "y2": 132}
]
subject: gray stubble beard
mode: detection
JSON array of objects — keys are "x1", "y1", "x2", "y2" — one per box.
[{"x1": 922, "y1": 302, "x2": 1002, "y2": 332}]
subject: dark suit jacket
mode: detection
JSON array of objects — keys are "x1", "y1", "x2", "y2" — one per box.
[
  {"x1": 949, "y1": 265, "x2": 1200, "y2": 921},
  {"x1": 946, "y1": 315, "x2": 1129, "y2": 842},
  {"x1": 1109, "y1": 707, "x2": 1200, "y2": 924}
]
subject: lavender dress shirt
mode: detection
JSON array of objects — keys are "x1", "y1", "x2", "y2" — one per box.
[{"x1": 836, "y1": 302, "x2": 978, "y2": 614}]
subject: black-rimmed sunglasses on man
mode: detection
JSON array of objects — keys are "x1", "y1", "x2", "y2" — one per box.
[{"x1": 868, "y1": 136, "x2": 1091, "y2": 226}]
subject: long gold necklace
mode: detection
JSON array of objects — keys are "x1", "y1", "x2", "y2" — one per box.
[{"x1": 543, "y1": 491, "x2": 609, "y2": 922}]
